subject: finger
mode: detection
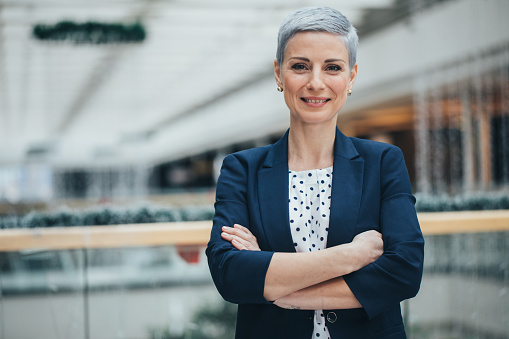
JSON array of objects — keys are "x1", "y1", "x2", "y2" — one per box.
[
  {"x1": 222, "y1": 226, "x2": 246, "y2": 239},
  {"x1": 222, "y1": 226, "x2": 235, "y2": 233},
  {"x1": 222, "y1": 232, "x2": 244, "y2": 243},
  {"x1": 233, "y1": 238, "x2": 255, "y2": 251},
  {"x1": 222, "y1": 232, "x2": 245, "y2": 244},
  {"x1": 232, "y1": 235, "x2": 254, "y2": 250},
  {"x1": 222, "y1": 232, "x2": 246, "y2": 250},
  {"x1": 223, "y1": 225, "x2": 243, "y2": 236},
  {"x1": 233, "y1": 224, "x2": 250, "y2": 234},
  {"x1": 225, "y1": 226, "x2": 253, "y2": 242},
  {"x1": 223, "y1": 232, "x2": 248, "y2": 248},
  {"x1": 221, "y1": 231, "x2": 233, "y2": 241},
  {"x1": 233, "y1": 224, "x2": 260, "y2": 244},
  {"x1": 222, "y1": 227, "x2": 260, "y2": 251},
  {"x1": 231, "y1": 239, "x2": 245, "y2": 251}
]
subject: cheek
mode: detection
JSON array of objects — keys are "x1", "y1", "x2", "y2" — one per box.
[
  {"x1": 331, "y1": 80, "x2": 349, "y2": 96},
  {"x1": 283, "y1": 92, "x2": 300, "y2": 110},
  {"x1": 332, "y1": 76, "x2": 349, "y2": 89},
  {"x1": 283, "y1": 73, "x2": 306, "y2": 90}
]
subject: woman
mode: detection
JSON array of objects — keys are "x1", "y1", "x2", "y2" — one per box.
[{"x1": 206, "y1": 7, "x2": 424, "y2": 339}]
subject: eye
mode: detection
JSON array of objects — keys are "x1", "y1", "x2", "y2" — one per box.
[
  {"x1": 291, "y1": 63, "x2": 308, "y2": 71},
  {"x1": 326, "y1": 64, "x2": 342, "y2": 72}
]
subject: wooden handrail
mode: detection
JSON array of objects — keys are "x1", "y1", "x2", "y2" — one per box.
[
  {"x1": 418, "y1": 210, "x2": 509, "y2": 235},
  {"x1": 1, "y1": 210, "x2": 508, "y2": 252},
  {"x1": 0, "y1": 221, "x2": 211, "y2": 252}
]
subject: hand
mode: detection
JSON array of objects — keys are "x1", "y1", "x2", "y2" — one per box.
[
  {"x1": 351, "y1": 230, "x2": 383, "y2": 269},
  {"x1": 273, "y1": 299, "x2": 301, "y2": 310},
  {"x1": 221, "y1": 224, "x2": 261, "y2": 251}
]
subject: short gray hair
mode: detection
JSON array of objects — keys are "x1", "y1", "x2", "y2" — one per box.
[{"x1": 276, "y1": 7, "x2": 358, "y2": 70}]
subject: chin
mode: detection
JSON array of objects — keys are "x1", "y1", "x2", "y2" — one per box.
[{"x1": 294, "y1": 115, "x2": 338, "y2": 126}]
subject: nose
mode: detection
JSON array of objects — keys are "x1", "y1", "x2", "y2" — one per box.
[{"x1": 306, "y1": 69, "x2": 325, "y2": 91}]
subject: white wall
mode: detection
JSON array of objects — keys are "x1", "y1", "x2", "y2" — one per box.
[{"x1": 344, "y1": 0, "x2": 509, "y2": 113}]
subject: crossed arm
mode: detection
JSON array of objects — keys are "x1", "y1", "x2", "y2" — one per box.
[{"x1": 221, "y1": 224, "x2": 383, "y2": 310}]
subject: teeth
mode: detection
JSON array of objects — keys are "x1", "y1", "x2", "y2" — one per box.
[{"x1": 305, "y1": 99, "x2": 328, "y2": 103}]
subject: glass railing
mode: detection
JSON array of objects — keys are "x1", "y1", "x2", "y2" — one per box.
[{"x1": 1, "y1": 211, "x2": 508, "y2": 339}]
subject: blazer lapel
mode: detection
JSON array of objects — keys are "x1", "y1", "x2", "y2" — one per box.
[
  {"x1": 327, "y1": 128, "x2": 364, "y2": 247},
  {"x1": 257, "y1": 128, "x2": 364, "y2": 251},
  {"x1": 257, "y1": 130, "x2": 296, "y2": 253}
]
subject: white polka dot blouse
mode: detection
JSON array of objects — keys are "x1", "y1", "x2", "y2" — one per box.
[{"x1": 288, "y1": 166, "x2": 333, "y2": 339}]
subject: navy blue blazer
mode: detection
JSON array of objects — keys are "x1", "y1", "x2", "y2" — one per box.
[{"x1": 206, "y1": 128, "x2": 424, "y2": 339}]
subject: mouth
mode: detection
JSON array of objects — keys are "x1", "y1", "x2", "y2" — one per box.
[
  {"x1": 301, "y1": 97, "x2": 331, "y2": 105},
  {"x1": 301, "y1": 98, "x2": 330, "y2": 103}
]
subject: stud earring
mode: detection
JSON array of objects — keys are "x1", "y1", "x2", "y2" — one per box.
[
  {"x1": 347, "y1": 89, "x2": 352, "y2": 96},
  {"x1": 277, "y1": 86, "x2": 283, "y2": 92}
]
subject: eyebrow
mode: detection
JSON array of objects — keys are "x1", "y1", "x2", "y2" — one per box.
[
  {"x1": 325, "y1": 58, "x2": 345, "y2": 63},
  {"x1": 289, "y1": 57, "x2": 346, "y2": 63}
]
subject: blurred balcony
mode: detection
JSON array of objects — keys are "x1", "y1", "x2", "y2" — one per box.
[{"x1": 1, "y1": 210, "x2": 508, "y2": 339}]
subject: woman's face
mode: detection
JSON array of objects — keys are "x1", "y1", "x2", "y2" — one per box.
[{"x1": 275, "y1": 31, "x2": 357, "y2": 126}]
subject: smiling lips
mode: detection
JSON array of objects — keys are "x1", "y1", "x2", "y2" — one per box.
[{"x1": 301, "y1": 97, "x2": 331, "y2": 107}]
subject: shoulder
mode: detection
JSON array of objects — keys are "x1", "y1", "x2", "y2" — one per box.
[
  {"x1": 348, "y1": 137, "x2": 403, "y2": 162},
  {"x1": 220, "y1": 144, "x2": 273, "y2": 175},
  {"x1": 216, "y1": 145, "x2": 274, "y2": 196},
  {"x1": 228, "y1": 145, "x2": 272, "y2": 165}
]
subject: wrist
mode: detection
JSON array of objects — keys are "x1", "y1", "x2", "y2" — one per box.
[
  {"x1": 343, "y1": 242, "x2": 362, "y2": 274},
  {"x1": 328, "y1": 243, "x2": 359, "y2": 277}
]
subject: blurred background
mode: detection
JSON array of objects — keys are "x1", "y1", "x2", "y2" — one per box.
[{"x1": 0, "y1": 0, "x2": 508, "y2": 338}]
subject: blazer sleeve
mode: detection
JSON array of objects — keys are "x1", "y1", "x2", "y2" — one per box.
[
  {"x1": 206, "y1": 154, "x2": 274, "y2": 305},
  {"x1": 343, "y1": 146, "x2": 425, "y2": 319}
]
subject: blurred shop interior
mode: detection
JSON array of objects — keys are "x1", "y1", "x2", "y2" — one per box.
[
  {"x1": 1, "y1": 0, "x2": 509, "y2": 339},
  {"x1": 0, "y1": 0, "x2": 507, "y2": 213}
]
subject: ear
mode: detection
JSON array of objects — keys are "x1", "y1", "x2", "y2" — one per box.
[
  {"x1": 274, "y1": 59, "x2": 283, "y2": 87},
  {"x1": 348, "y1": 63, "x2": 358, "y2": 91}
]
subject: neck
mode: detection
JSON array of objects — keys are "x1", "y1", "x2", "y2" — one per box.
[{"x1": 288, "y1": 119, "x2": 336, "y2": 171}]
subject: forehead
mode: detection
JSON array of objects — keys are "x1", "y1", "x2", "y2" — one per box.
[{"x1": 284, "y1": 31, "x2": 347, "y2": 60}]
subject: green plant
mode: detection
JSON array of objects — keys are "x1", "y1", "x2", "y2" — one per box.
[
  {"x1": 0, "y1": 205, "x2": 212, "y2": 229},
  {"x1": 32, "y1": 21, "x2": 146, "y2": 44},
  {"x1": 415, "y1": 192, "x2": 509, "y2": 212}
]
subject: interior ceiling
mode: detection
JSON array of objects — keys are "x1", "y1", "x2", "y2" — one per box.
[{"x1": 0, "y1": 0, "x2": 394, "y2": 168}]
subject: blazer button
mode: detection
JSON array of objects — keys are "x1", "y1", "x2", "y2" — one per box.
[{"x1": 326, "y1": 312, "x2": 337, "y2": 323}]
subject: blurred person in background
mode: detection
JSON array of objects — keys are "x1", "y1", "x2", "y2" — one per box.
[{"x1": 207, "y1": 7, "x2": 424, "y2": 339}]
